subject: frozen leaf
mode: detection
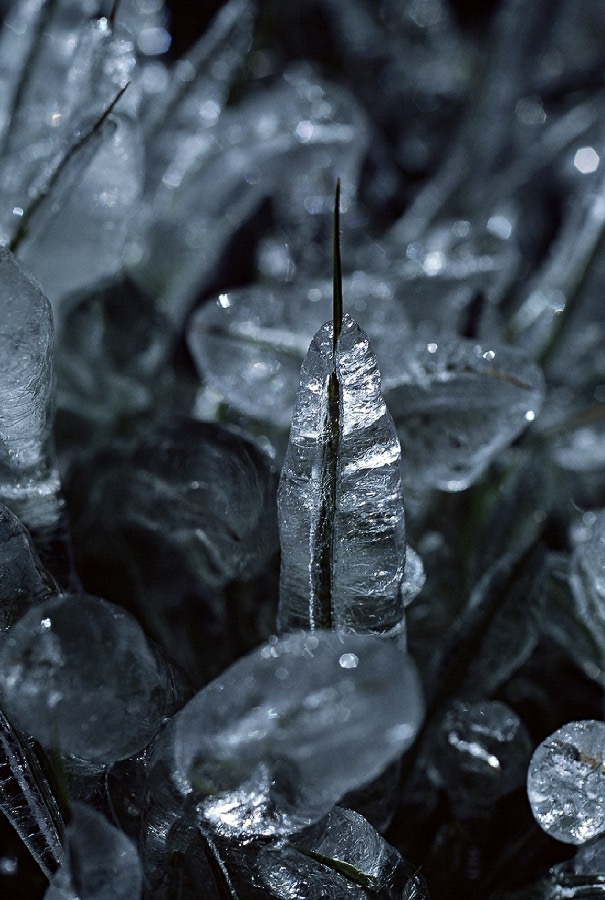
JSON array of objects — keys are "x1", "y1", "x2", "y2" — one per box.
[
  {"x1": 278, "y1": 314, "x2": 407, "y2": 637},
  {"x1": 187, "y1": 273, "x2": 412, "y2": 430},
  {"x1": 384, "y1": 337, "x2": 544, "y2": 491},
  {"x1": 0, "y1": 594, "x2": 184, "y2": 764},
  {"x1": 45, "y1": 802, "x2": 142, "y2": 900},
  {"x1": 145, "y1": 630, "x2": 424, "y2": 838},
  {"x1": 527, "y1": 720, "x2": 605, "y2": 845}
]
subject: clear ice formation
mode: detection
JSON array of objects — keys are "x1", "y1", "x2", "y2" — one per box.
[
  {"x1": 570, "y1": 509, "x2": 605, "y2": 655},
  {"x1": 188, "y1": 274, "x2": 413, "y2": 430},
  {"x1": 258, "y1": 806, "x2": 429, "y2": 898},
  {"x1": 0, "y1": 502, "x2": 58, "y2": 632},
  {"x1": 0, "y1": 593, "x2": 185, "y2": 765},
  {"x1": 44, "y1": 802, "x2": 142, "y2": 900},
  {"x1": 0, "y1": 248, "x2": 61, "y2": 531},
  {"x1": 527, "y1": 720, "x2": 605, "y2": 845},
  {"x1": 383, "y1": 337, "x2": 545, "y2": 491},
  {"x1": 123, "y1": 418, "x2": 278, "y2": 589},
  {"x1": 277, "y1": 314, "x2": 407, "y2": 636},
  {"x1": 145, "y1": 630, "x2": 424, "y2": 838},
  {"x1": 430, "y1": 701, "x2": 532, "y2": 817}
]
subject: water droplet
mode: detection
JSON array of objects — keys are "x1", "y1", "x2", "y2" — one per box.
[{"x1": 339, "y1": 653, "x2": 359, "y2": 669}]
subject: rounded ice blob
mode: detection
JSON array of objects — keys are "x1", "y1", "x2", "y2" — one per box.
[
  {"x1": 527, "y1": 720, "x2": 605, "y2": 844},
  {"x1": 146, "y1": 629, "x2": 424, "y2": 837},
  {"x1": 0, "y1": 593, "x2": 177, "y2": 764}
]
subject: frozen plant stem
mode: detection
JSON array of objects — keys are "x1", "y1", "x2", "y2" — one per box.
[
  {"x1": 313, "y1": 181, "x2": 343, "y2": 628},
  {"x1": 9, "y1": 82, "x2": 130, "y2": 254}
]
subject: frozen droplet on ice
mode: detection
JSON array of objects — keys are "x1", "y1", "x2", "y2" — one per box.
[
  {"x1": 277, "y1": 314, "x2": 407, "y2": 637},
  {"x1": 145, "y1": 630, "x2": 423, "y2": 838},
  {"x1": 0, "y1": 594, "x2": 182, "y2": 765},
  {"x1": 527, "y1": 720, "x2": 605, "y2": 844},
  {"x1": 45, "y1": 802, "x2": 142, "y2": 900}
]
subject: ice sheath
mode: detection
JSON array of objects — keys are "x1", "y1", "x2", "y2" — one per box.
[{"x1": 277, "y1": 312, "x2": 406, "y2": 638}]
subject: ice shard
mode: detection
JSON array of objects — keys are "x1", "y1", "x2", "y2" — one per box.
[{"x1": 277, "y1": 311, "x2": 406, "y2": 638}]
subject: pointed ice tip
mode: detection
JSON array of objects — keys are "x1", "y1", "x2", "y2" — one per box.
[{"x1": 333, "y1": 179, "x2": 343, "y2": 356}]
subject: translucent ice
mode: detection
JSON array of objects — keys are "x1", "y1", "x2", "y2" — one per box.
[
  {"x1": 0, "y1": 502, "x2": 58, "y2": 633},
  {"x1": 145, "y1": 630, "x2": 424, "y2": 838},
  {"x1": 278, "y1": 314, "x2": 407, "y2": 636},
  {"x1": 0, "y1": 249, "x2": 61, "y2": 531},
  {"x1": 527, "y1": 720, "x2": 605, "y2": 844},
  {"x1": 258, "y1": 806, "x2": 429, "y2": 898},
  {"x1": 135, "y1": 69, "x2": 367, "y2": 323},
  {"x1": 0, "y1": 594, "x2": 184, "y2": 764},
  {"x1": 569, "y1": 509, "x2": 605, "y2": 655},
  {"x1": 187, "y1": 274, "x2": 413, "y2": 429},
  {"x1": 0, "y1": 4, "x2": 142, "y2": 306},
  {"x1": 383, "y1": 337, "x2": 545, "y2": 491},
  {"x1": 45, "y1": 802, "x2": 142, "y2": 900}
]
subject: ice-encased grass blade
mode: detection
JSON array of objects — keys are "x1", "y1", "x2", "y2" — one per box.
[
  {"x1": 278, "y1": 185, "x2": 406, "y2": 636},
  {"x1": 0, "y1": 708, "x2": 64, "y2": 879}
]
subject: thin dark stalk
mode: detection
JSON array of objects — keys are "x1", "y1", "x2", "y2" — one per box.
[
  {"x1": 333, "y1": 178, "x2": 343, "y2": 353},
  {"x1": 311, "y1": 182, "x2": 343, "y2": 629},
  {"x1": 108, "y1": 0, "x2": 121, "y2": 28},
  {"x1": 9, "y1": 83, "x2": 129, "y2": 253}
]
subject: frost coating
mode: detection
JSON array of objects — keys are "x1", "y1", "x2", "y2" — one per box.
[
  {"x1": 527, "y1": 720, "x2": 605, "y2": 844},
  {"x1": 278, "y1": 314, "x2": 406, "y2": 636}
]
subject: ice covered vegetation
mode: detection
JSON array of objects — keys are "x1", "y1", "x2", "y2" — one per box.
[{"x1": 0, "y1": 0, "x2": 604, "y2": 898}]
